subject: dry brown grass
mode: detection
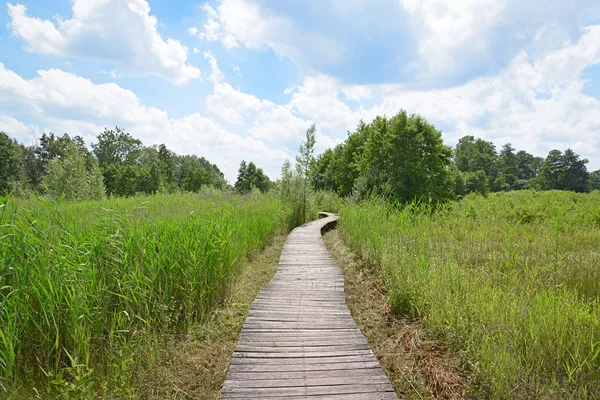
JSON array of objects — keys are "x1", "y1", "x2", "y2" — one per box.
[
  {"x1": 323, "y1": 229, "x2": 467, "y2": 400},
  {"x1": 135, "y1": 233, "x2": 285, "y2": 399}
]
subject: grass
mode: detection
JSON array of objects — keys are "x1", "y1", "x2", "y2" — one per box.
[
  {"x1": 340, "y1": 190, "x2": 600, "y2": 398},
  {"x1": 0, "y1": 190, "x2": 289, "y2": 398},
  {"x1": 324, "y1": 229, "x2": 466, "y2": 399},
  {"x1": 137, "y1": 231, "x2": 285, "y2": 399}
]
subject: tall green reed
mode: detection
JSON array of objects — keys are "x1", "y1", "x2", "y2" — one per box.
[
  {"x1": 340, "y1": 191, "x2": 600, "y2": 398},
  {"x1": 0, "y1": 191, "x2": 288, "y2": 396}
]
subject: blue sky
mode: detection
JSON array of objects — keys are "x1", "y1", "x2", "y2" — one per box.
[{"x1": 1, "y1": 0, "x2": 600, "y2": 181}]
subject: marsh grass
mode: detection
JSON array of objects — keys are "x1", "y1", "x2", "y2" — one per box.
[
  {"x1": 0, "y1": 190, "x2": 288, "y2": 397},
  {"x1": 341, "y1": 190, "x2": 600, "y2": 398}
]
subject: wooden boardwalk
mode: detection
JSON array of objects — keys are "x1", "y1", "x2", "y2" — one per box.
[{"x1": 220, "y1": 214, "x2": 398, "y2": 399}]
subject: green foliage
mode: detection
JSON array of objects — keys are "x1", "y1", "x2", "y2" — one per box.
[
  {"x1": 356, "y1": 111, "x2": 454, "y2": 203},
  {"x1": 341, "y1": 191, "x2": 600, "y2": 397},
  {"x1": 454, "y1": 135, "x2": 498, "y2": 191},
  {"x1": 311, "y1": 148, "x2": 337, "y2": 192},
  {"x1": 0, "y1": 132, "x2": 21, "y2": 195},
  {"x1": 43, "y1": 144, "x2": 106, "y2": 201},
  {"x1": 0, "y1": 192, "x2": 288, "y2": 397},
  {"x1": 590, "y1": 170, "x2": 600, "y2": 190},
  {"x1": 538, "y1": 149, "x2": 590, "y2": 192},
  {"x1": 297, "y1": 124, "x2": 316, "y2": 223},
  {"x1": 234, "y1": 160, "x2": 271, "y2": 193},
  {"x1": 311, "y1": 111, "x2": 454, "y2": 204}
]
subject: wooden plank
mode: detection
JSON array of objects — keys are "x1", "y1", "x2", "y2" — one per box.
[
  {"x1": 221, "y1": 394, "x2": 397, "y2": 400},
  {"x1": 223, "y1": 375, "x2": 391, "y2": 389},
  {"x1": 220, "y1": 383, "x2": 395, "y2": 397},
  {"x1": 226, "y1": 361, "x2": 384, "y2": 373},
  {"x1": 226, "y1": 368, "x2": 385, "y2": 381},
  {"x1": 219, "y1": 215, "x2": 397, "y2": 399}
]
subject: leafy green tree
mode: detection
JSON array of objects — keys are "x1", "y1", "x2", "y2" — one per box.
[
  {"x1": 539, "y1": 149, "x2": 589, "y2": 192},
  {"x1": 44, "y1": 144, "x2": 105, "y2": 201},
  {"x1": 235, "y1": 161, "x2": 250, "y2": 193},
  {"x1": 157, "y1": 144, "x2": 177, "y2": 190},
  {"x1": 92, "y1": 127, "x2": 143, "y2": 165},
  {"x1": 454, "y1": 135, "x2": 498, "y2": 191},
  {"x1": 464, "y1": 170, "x2": 490, "y2": 194},
  {"x1": 235, "y1": 160, "x2": 271, "y2": 194},
  {"x1": 19, "y1": 133, "x2": 92, "y2": 191},
  {"x1": 539, "y1": 149, "x2": 563, "y2": 190},
  {"x1": 517, "y1": 150, "x2": 543, "y2": 181},
  {"x1": 0, "y1": 132, "x2": 21, "y2": 195},
  {"x1": 358, "y1": 110, "x2": 454, "y2": 204},
  {"x1": 312, "y1": 148, "x2": 337, "y2": 192},
  {"x1": 279, "y1": 159, "x2": 304, "y2": 227},
  {"x1": 496, "y1": 143, "x2": 520, "y2": 190},
  {"x1": 331, "y1": 131, "x2": 366, "y2": 197},
  {"x1": 92, "y1": 127, "x2": 144, "y2": 195},
  {"x1": 296, "y1": 124, "x2": 316, "y2": 223},
  {"x1": 590, "y1": 170, "x2": 600, "y2": 191},
  {"x1": 560, "y1": 149, "x2": 589, "y2": 192}
]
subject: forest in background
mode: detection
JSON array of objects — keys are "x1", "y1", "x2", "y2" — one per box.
[
  {"x1": 311, "y1": 110, "x2": 600, "y2": 204},
  {"x1": 2, "y1": 109, "x2": 598, "y2": 203}
]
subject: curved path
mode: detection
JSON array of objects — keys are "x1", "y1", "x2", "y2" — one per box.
[{"x1": 220, "y1": 214, "x2": 398, "y2": 399}]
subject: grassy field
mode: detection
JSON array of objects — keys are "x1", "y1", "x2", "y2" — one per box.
[
  {"x1": 0, "y1": 190, "x2": 289, "y2": 397},
  {"x1": 340, "y1": 190, "x2": 600, "y2": 398}
]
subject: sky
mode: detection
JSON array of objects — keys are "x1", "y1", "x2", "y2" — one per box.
[{"x1": 1, "y1": 0, "x2": 600, "y2": 182}]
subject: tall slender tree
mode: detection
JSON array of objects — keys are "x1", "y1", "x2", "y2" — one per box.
[{"x1": 296, "y1": 124, "x2": 316, "y2": 223}]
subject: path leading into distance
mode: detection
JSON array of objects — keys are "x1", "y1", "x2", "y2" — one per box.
[{"x1": 220, "y1": 213, "x2": 398, "y2": 399}]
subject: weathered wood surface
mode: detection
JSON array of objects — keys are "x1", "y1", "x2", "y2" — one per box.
[{"x1": 220, "y1": 214, "x2": 397, "y2": 399}]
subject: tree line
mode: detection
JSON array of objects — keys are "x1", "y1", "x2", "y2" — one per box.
[
  {"x1": 3, "y1": 109, "x2": 599, "y2": 204},
  {"x1": 311, "y1": 110, "x2": 600, "y2": 204},
  {"x1": 0, "y1": 127, "x2": 226, "y2": 199}
]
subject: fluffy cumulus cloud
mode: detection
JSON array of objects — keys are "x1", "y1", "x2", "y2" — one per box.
[
  {"x1": 398, "y1": 0, "x2": 505, "y2": 77},
  {"x1": 189, "y1": 0, "x2": 343, "y2": 66},
  {"x1": 3, "y1": 0, "x2": 600, "y2": 180},
  {"x1": 0, "y1": 62, "x2": 290, "y2": 180},
  {"x1": 7, "y1": 0, "x2": 200, "y2": 85},
  {"x1": 368, "y1": 25, "x2": 600, "y2": 162},
  {"x1": 0, "y1": 115, "x2": 39, "y2": 141}
]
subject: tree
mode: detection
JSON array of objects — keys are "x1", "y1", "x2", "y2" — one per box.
[
  {"x1": 454, "y1": 135, "x2": 498, "y2": 191},
  {"x1": 235, "y1": 161, "x2": 250, "y2": 193},
  {"x1": 235, "y1": 160, "x2": 271, "y2": 194},
  {"x1": 358, "y1": 110, "x2": 454, "y2": 204},
  {"x1": 539, "y1": 149, "x2": 563, "y2": 190},
  {"x1": 496, "y1": 143, "x2": 520, "y2": 190},
  {"x1": 517, "y1": 150, "x2": 543, "y2": 181},
  {"x1": 590, "y1": 170, "x2": 600, "y2": 191},
  {"x1": 44, "y1": 144, "x2": 105, "y2": 201},
  {"x1": 538, "y1": 149, "x2": 589, "y2": 192},
  {"x1": 157, "y1": 144, "x2": 176, "y2": 190},
  {"x1": 560, "y1": 149, "x2": 589, "y2": 192},
  {"x1": 312, "y1": 148, "x2": 337, "y2": 192},
  {"x1": 92, "y1": 127, "x2": 143, "y2": 166},
  {"x1": 296, "y1": 124, "x2": 316, "y2": 223},
  {"x1": 0, "y1": 132, "x2": 21, "y2": 195}
]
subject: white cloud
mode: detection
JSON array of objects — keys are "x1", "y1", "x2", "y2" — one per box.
[
  {"x1": 0, "y1": 115, "x2": 39, "y2": 141},
  {"x1": 189, "y1": 0, "x2": 343, "y2": 66},
  {"x1": 399, "y1": 0, "x2": 506, "y2": 77},
  {"x1": 203, "y1": 50, "x2": 225, "y2": 83},
  {"x1": 7, "y1": 0, "x2": 200, "y2": 85},
  {"x1": 207, "y1": 82, "x2": 273, "y2": 125},
  {"x1": 250, "y1": 105, "x2": 309, "y2": 144},
  {"x1": 367, "y1": 25, "x2": 600, "y2": 165},
  {"x1": 289, "y1": 75, "x2": 372, "y2": 132},
  {"x1": 0, "y1": 62, "x2": 289, "y2": 180}
]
